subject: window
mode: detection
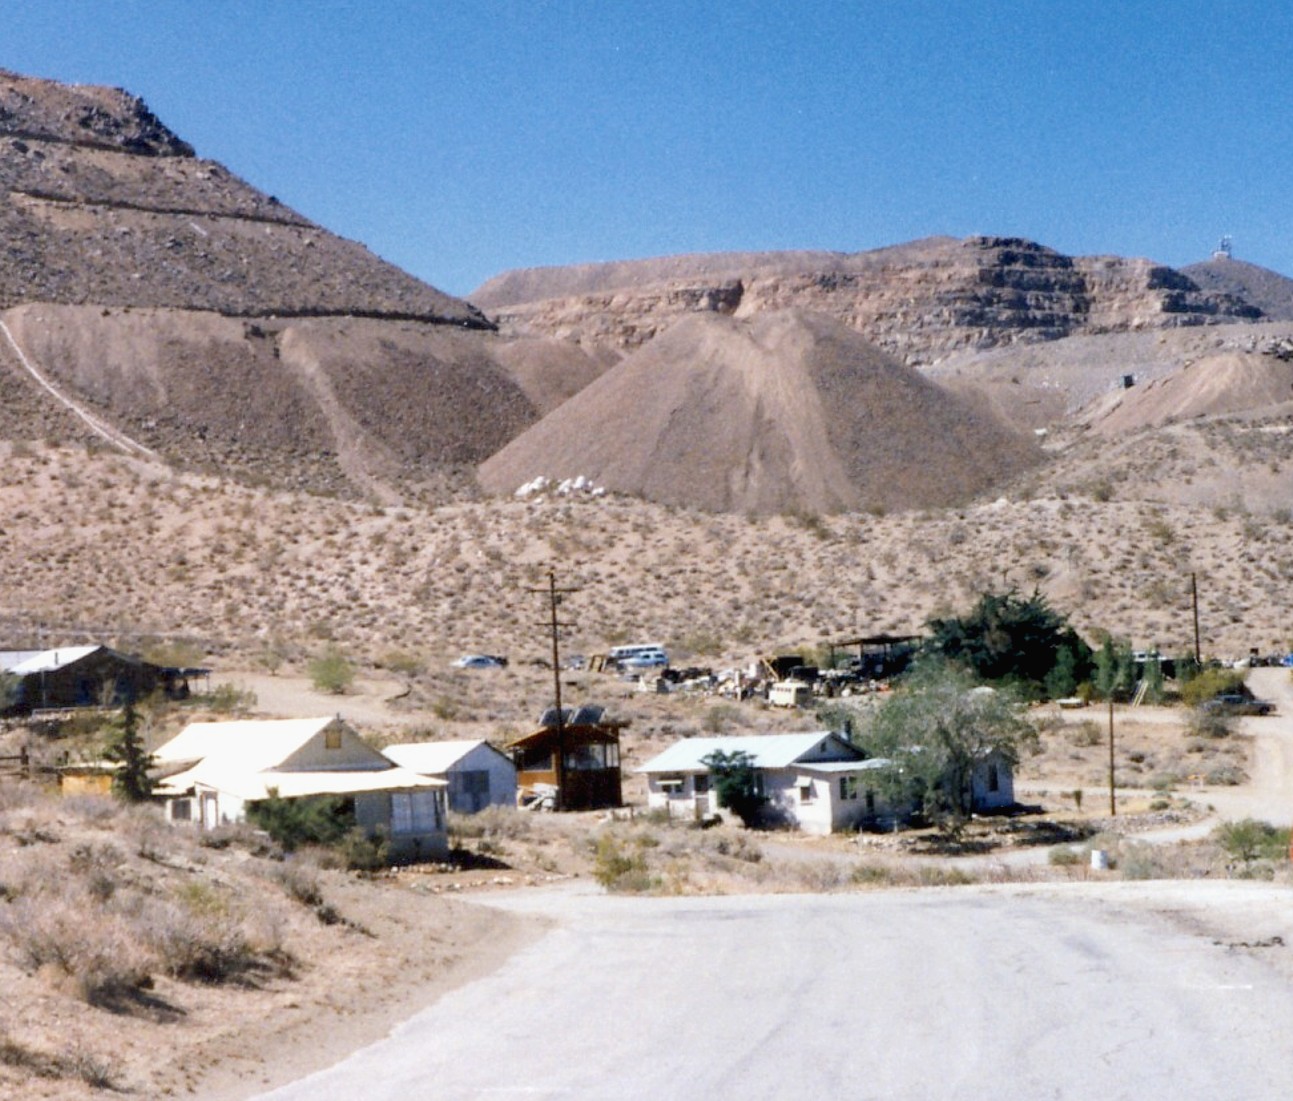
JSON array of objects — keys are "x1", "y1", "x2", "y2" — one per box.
[
  {"x1": 324, "y1": 726, "x2": 342, "y2": 750},
  {"x1": 454, "y1": 770, "x2": 490, "y2": 797},
  {"x1": 988, "y1": 765, "x2": 1000, "y2": 793},
  {"x1": 840, "y1": 776, "x2": 858, "y2": 801},
  {"x1": 392, "y1": 791, "x2": 441, "y2": 834},
  {"x1": 693, "y1": 774, "x2": 709, "y2": 794},
  {"x1": 170, "y1": 798, "x2": 192, "y2": 821},
  {"x1": 516, "y1": 746, "x2": 553, "y2": 772},
  {"x1": 799, "y1": 782, "x2": 814, "y2": 803},
  {"x1": 658, "y1": 775, "x2": 685, "y2": 795}
]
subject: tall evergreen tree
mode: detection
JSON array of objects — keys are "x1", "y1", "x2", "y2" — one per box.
[{"x1": 105, "y1": 697, "x2": 154, "y2": 802}]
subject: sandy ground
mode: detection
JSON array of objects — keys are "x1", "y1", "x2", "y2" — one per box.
[{"x1": 191, "y1": 881, "x2": 545, "y2": 1101}]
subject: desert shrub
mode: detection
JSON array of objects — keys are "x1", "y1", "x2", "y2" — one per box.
[
  {"x1": 0, "y1": 889, "x2": 153, "y2": 1004},
  {"x1": 916, "y1": 864, "x2": 978, "y2": 887},
  {"x1": 789, "y1": 860, "x2": 852, "y2": 891},
  {"x1": 308, "y1": 646, "x2": 355, "y2": 694},
  {"x1": 1204, "y1": 765, "x2": 1246, "y2": 786},
  {"x1": 709, "y1": 830, "x2": 762, "y2": 863},
  {"x1": 850, "y1": 862, "x2": 898, "y2": 887},
  {"x1": 1048, "y1": 845, "x2": 1082, "y2": 866},
  {"x1": 140, "y1": 891, "x2": 260, "y2": 984},
  {"x1": 448, "y1": 804, "x2": 532, "y2": 843},
  {"x1": 591, "y1": 834, "x2": 653, "y2": 892},
  {"x1": 1213, "y1": 818, "x2": 1290, "y2": 863},
  {"x1": 1179, "y1": 667, "x2": 1245, "y2": 707},
  {"x1": 1119, "y1": 841, "x2": 1169, "y2": 881},
  {"x1": 1067, "y1": 721, "x2": 1103, "y2": 747},
  {"x1": 271, "y1": 861, "x2": 324, "y2": 908},
  {"x1": 1189, "y1": 706, "x2": 1234, "y2": 739},
  {"x1": 337, "y1": 827, "x2": 389, "y2": 872},
  {"x1": 203, "y1": 681, "x2": 258, "y2": 714}
]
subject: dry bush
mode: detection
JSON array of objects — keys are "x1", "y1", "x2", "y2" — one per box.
[
  {"x1": 133, "y1": 884, "x2": 288, "y2": 984},
  {"x1": 448, "y1": 805, "x2": 533, "y2": 843},
  {"x1": 0, "y1": 887, "x2": 154, "y2": 1005}
]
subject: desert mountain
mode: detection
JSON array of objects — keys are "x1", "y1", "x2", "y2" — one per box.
[
  {"x1": 0, "y1": 69, "x2": 605, "y2": 500},
  {"x1": 1181, "y1": 257, "x2": 1293, "y2": 321},
  {"x1": 471, "y1": 236, "x2": 1261, "y2": 366},
  {"x1": 479, "y1": 310, "x2": 1042, "y2": 513}
]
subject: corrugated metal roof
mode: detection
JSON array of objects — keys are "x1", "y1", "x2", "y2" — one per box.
[
  {"x1": 1, "y1": 645, "x2": 103, "y2": 674},
  {"x1": 154, "y1": 716, "x2": 347, "y2": 770},
  {"x1": 383, "y1": 740, "x2": 504, "y2": 774},
  {"x1": 157, "y1": 763, "x2": 444, "y2": 801},
  {"x1": 152, "y1": 715, "x2": 447, "y2": 802},
  {"x1": 638, "y1": 732, "x2": 864, "y2": 773}
]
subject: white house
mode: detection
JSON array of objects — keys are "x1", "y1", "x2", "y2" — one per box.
[
  {"x1": 152, "y1": 716, "x2": 448, "y2": 861},
  {"x1": 382, "y1": 739, "x2": 517, "y2": 813},
  {"x1": 638, "y1": 732, "x2": 897, "y2": 835}
]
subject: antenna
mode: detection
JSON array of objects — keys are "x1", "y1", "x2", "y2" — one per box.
[{"x1": 1212, "y1": 235, "x2": 1232, "y2": 260}]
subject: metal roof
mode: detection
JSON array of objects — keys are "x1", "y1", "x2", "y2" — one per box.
[
  {"x1": 0, "y1": 645, "x2": 104, "y2": 674},
  {"x1": 383, "y1": 739, "x2": 509, "y2": 774},
  {"x1": 638, "y1": 732, "x2": 865, "y2": 773}
]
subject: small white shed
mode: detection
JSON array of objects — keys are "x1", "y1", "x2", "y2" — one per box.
[{"x1": 383, "y1": 739, "x2": 517, "y2": 813}]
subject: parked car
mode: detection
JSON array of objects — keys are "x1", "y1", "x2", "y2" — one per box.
[
  {"x1": 452, "y1": 654, "x2": 507, "y2": 670},
  {"x1": 1201, "y1": 694, "x2": 1274, "y2": 716}
]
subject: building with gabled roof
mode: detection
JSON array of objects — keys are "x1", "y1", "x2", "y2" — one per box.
[
  {"x1": 0, "y1": 644, "x2": 164, "y2": 712},
  {"x1": 383, "y1": 739, "x2": 516, "y2": 813},
  {"x1": 639, "y1": 731, "x2": 895, "y2": 834},
  {"x1": 153, "y1": 716, "x2": 447, "y2": 861}
]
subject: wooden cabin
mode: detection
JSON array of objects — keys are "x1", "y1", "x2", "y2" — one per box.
[{"x1": 508, "y1": 705, "x2": 625, "y2": 811}]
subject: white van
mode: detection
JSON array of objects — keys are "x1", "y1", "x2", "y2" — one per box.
[{"x1": 609, "y1": 643, "x2": 669, "y2": 670}]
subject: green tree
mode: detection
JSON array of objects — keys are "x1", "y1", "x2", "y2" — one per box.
[
  {"x1": 924, "y1": 589, "x2": 1092, "y2": 698},
  {"x1": 104, "y1": 697, "x2": 154, "y2": 802},
  {"x1": 0, "y1": 670, "x2": 20, "y2": 714},
  {"x1": 247, "y1": 790, "x2": 351, "y2": 851},
  {"x1": 1093, "y1": 636, "x2": 1135, "y2": 701},
  {"x1": 1043, "y1": 644, "x2": 1080, "y2": 700},
  {"x1": 701, "y1": 749, "x2": 765, "y2": 827},
  {"x1": 309, "y1": 645, "x2": 355, "y2": 695},
  {"x1": 858, "y1": 662, "x2": 1038, "y2": 836}
]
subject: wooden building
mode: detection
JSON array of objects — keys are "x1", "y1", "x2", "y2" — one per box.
[
  {"x1": 0, "y1": 645, "x2": 164, "y2": 713},
  {"x1": 508, "y1": 705, "x2": 625, "y2": 811}
]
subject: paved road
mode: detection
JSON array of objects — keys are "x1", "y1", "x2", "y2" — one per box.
[{"x1": 253, "y1": 882, "x2": 1293, "y2": 1101}]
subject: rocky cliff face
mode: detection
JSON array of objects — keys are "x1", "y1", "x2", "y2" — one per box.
[
  {"x1": 0, "y1": 69, "x2": 488, "y2": 326},
  {"x1": 473, "y1": 237, "x2": 1261, "y2": 364}
]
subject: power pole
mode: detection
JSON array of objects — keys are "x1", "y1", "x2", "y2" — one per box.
[
  {"x1": 527, "y1": 569, "x2": 579, "y2": 811},
  {"x1": 1191, "y1": 572, "x2": 1202, "y2": 665},
  {"x1": 1107, "y1": 692, "x2": 1116, "y2": 817}
]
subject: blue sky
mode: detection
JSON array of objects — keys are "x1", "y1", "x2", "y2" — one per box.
[{"x1": 3, "y1": 1, "x2": 1292, "y2": 296}]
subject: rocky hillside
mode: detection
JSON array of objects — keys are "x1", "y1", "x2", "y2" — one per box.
[
  {"x1": 479, "y1": 310, "x2": 1042, "y2": 513},
  {"x1": 0, "y1": 69, "x2": 615, "y2": 499},
  {"x1": 0, "y1": 70, "x2": 487, "y2": 324},
  {"x1": 472, "y1": 236, "x2": 1262, "y2": 366},
  {"x1": 1182, "y1": 257, "x2": 1293, "y2": 321}
]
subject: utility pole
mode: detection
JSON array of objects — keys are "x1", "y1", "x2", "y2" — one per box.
[
  {"x1": 527, "y1": 569, "x2": 578, "y2": 810},
  {"x1": 1191, "y1": 572, "x2": 1202, "y2": 666},
  {"x1": 1107, "y1": 692, "x2": 1116, "y2": 817}
]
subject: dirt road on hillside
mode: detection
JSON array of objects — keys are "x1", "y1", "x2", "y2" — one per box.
[{"x1": 1195, "y1": 667, "x2": 1293, "y2": 826}]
